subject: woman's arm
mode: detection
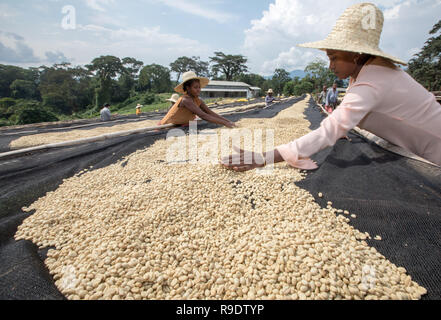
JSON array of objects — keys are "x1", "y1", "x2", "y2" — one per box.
[
  {"x1": 181, "y1": 96, "x2": 235, "y2": 128},
  {"x1": 221, "y1": 83, "x2": 380, "y2": 171},
  {"x1": 199, "y1": 101, "x2": 232, "y2": 123},
  {"x1": 220, "y1": 147, "x2": 286, "y2": 172}
]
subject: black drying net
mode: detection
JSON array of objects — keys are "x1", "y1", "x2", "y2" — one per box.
[
  {"x1": 1, "y1": 95, "x2": 440, "y2": 300},
  {"x1": 0, "y1": 97, "x2": 299, "y2": 300},
  {"x1": 297, "y1": 98, "x2": 441, "y2": 300}
]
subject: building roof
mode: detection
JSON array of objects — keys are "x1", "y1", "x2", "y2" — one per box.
[
  {"x1": 250, "y1": 87, "x2": 261, "y2": 91},
  {"x1": 206, "y1": 80, "x2": 251, "y2": 88},
  {"x1": 201, "y1": 80, "x2": 261, "y2": 92},
  {"x1": 201, "y1": 88, "x2": 248, "y2": 93}
]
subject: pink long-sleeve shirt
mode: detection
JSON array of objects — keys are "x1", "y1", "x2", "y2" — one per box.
[{"x1": 277, "y1": 57, "x2": 441, "y2": 169}]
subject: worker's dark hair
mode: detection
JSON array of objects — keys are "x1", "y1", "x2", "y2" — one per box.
[
  {"x1": 357, "y1": 54, "x2": 373, "y2": 66},
  {"x1": 104, "y1": 103, "x2": 110, "y2": 107},
  {"x1": 183, "y1": 79, "x2": 200, "y2": 93}
]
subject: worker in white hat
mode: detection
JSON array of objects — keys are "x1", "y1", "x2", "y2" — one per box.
[
  {"x1": 159, "y1": 71, "x2": 236, "y2": 128},
  {"x1": 221, "y1": 2, "x2": 441, "y2": 171},
  {"x1": 165, "y1": 93, "x2": 180, "y2": 112},
  {"x1": 136, "y1": 104, "x2": 142, "y2": 116},
  {"x1": 265, "y1": 89, "x2": 280, "y2": 108}
]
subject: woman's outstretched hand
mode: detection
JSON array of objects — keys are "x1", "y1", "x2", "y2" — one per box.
[
  {"x1": 220, "y1": 146, "x2": 265, "y2": 172},
  {"x1": 224, "y1": 121, "x2": 237, "y2": 128}
]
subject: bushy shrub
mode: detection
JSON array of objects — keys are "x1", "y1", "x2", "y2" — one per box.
[
  {"x1": 125, "y1": 96, "x2": 138, "y2": 105},
  {"x1": 143, "y1": 93, "x2": 156, "y2": 105},
  {"x1": 43, "y1": 93, "x2": 70, "y2": 114},
  {"x1": 14, "y1": 103, "x2": 59, "y2": 125},
  {"x1": 0, "y1": 97, "x2": 16, "y2": 109},
  {"x1": 0, "y1": 118, "x2": 11, "y2": 127},
  {"x1": 0, "y1": 97, "x2": 16, "y2": 119}
]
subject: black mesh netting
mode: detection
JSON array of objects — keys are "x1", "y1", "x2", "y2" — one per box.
[
  {"x1": 297, "y1": 98, "x2": 441, "y2": 300},
  {"x1": 1, "y1": 95, "x2": 440, "y2": 300},
  {"x1": 0, "y1": 97, "x2": 300, "y2": 300}
]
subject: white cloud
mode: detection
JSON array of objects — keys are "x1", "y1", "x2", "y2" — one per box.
[
  {"x1": 45, "y1": 51, "x2": 70, "y2": 63},
  {"x1": 0, "y1": 3, "x2": 17, "y2": 18},
  {"x1": 0, "y1": 31, "x2": 41, "y2": 63},
  {"x1": 84, "y1": 0, "x2": 115, "y2": 12},
  {"x1": 31, "y1": 25, "x2": 210, "y2": 67},
  {"x1": 261, "y1": 47, "x2": 321, "y2": 73},
  {"x1": 243, "y1": 0, "x2": 441, "y2": 75},
  {"x1": 154, "y1": 0, "x2": 237, "y2": 23}
]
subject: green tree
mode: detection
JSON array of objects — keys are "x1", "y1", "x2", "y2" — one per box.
[
  {"x1": 121, "y1": 57, "x2": 143, "y2": 94},
  {"x1": 304, "y1": 59, "x2": 337, "y2": 90},
  {"x1": 408, "y1": 20, "x2": 441, "y2": 91},
  {"x1": 139, "y1": 64, "x2": 172, "y2": 93},
  {"x1": 194, "y1": 58, "x2": 210, "y2": 78},
  {"x1": 122, "y1": 57, "x2": 144, "y2": 79},
  {"x1": 170, "y1": 56, "x2": 210, "y2": 83},
  {"x1": 112, "y1": 75, "x2": 133, "y2": 102},
  {"x1": 170, "y1": 56, "x2": 196, "y2": 84},
  {"x1": 39, "y1": 64, "x2": 93, "y2": 114},
  {"x1": 0, "y1": 97, "x2": 16, "y2": 119},
  {"x1": 14, "y1": 102, "x2": 59, "y2": 125},
  {"x1": 283, "y1": 81, "x2": 296, "y2": 96},
  {"x1": 272, "y1": 68, "x2": 291, "y2": 95},
  {"x1": 0, "y1": 65, "x2": 39, "y2": 98},
  {"x1": 234, "y1": 73, "x2": 266, "y2": 88},
  {"x1": 209, "y1": 52, "x2": 248, "y2": 81},
  {"x1": 291, "y1": 77, "x2": 315, "y2": 96},
  {"x1": 10, "y1": 79, "x2": 39, "y2": 99},
  {"x1": 86, "y1": 56, "x2": 126, "y2": 107}
]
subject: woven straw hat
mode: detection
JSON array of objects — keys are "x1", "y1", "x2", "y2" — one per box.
[
  {"x1": 267, "y1": 89, "x2": 274, "y2": 94},
  {"x1": 175, "y1": 71, "x2": 210, "y2": 94},
  {"x1": 166, "y1": 93, "x2": 180, "y2": 103},
  {"x1": 299, "y1": 3, "x2": 406, "y2": 65}
]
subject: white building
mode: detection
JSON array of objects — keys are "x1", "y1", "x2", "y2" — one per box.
[{"x1": 200, "y1": 81, "x2": 261, "y2": 99}]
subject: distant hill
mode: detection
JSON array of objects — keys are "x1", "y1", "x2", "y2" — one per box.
[
  {"x1": 264, "y1": 70, "x2": 308, "y2": 80},
  {"x1": 289, "y1": 70, "x2": 307, "y2": 79}
]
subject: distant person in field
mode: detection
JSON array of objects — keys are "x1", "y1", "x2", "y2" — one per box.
[
  {"x1": 325, "y1": 82, "x2": 339, "y2": 113},
  {"x1": 265, "y1": 89, "x2": 278, "y2": 108},
  {"x1": 100, "y1": 103, "x2": 112, "y2": 122},
  {"x1": 136, "y1": 104, "x2": 142, "y2": 116},
  {"x1": 318, "y1": 85, "x2": 328, "y2": 109},
  {"x1": 221, "y1": 3, "x2": 441, "y2": 171},
  {"x1": 166, "y1": 94, "x2": 180, "y2": 112},
  {"x1": 158, "y1": 71, "x2": 236, "y2": 128}
]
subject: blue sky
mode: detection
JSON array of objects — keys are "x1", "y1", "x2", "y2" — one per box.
[{"x1": 1, "y1": 0, "x2": 440, "y2": 76}]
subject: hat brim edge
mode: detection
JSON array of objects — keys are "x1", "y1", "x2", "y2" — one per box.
[
  {"x1": 298, "y1": 41, "x2": 407, "y2": 66},
  {"x1": 175, "y1": 77, "x2": 210, "y2": 94}
]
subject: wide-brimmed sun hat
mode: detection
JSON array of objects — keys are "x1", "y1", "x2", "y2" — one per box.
[
  {"x1": 175, "y1": 71, "x2": 210, "y2": 94},
  {"x1": 166, "y1": 94, "x2": 180, "y2": 103},
  {"x1": 267, "y1": 89, "x2": 274, "y2": 94},
  {"x1": 298, "y1": 3, "x2": 406, "y2": 66}
]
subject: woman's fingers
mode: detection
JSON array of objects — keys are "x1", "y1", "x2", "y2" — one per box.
[
  {"x1": 220, "y1": 154, "x2": 243, "y2": 165},
  {"x1": 233, "y1": 145, "x2": 247, "y2": 154},
  {"x1": 220, "y1": 160, "x2": 255, "y2": 172},
  {"x1": 232, "y1": 166, "x2": 253, "y2": 172}
]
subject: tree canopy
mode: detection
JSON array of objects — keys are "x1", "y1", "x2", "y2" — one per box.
[
  {"x1": 304, "y1": 59, "x2": 337, "y2": 89},
  {"x1": 209, "y1": 52, "x2": 248, "y2": 81},
  {"x1": 139, "y1": 64, "x2": 172, "y2": 93},
  {"x1": 170, "y1": 56, "x2": 210, "y2": 83},
  {"x1": 408, "y1": 20, "x2": 441, "y2": 91}
]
